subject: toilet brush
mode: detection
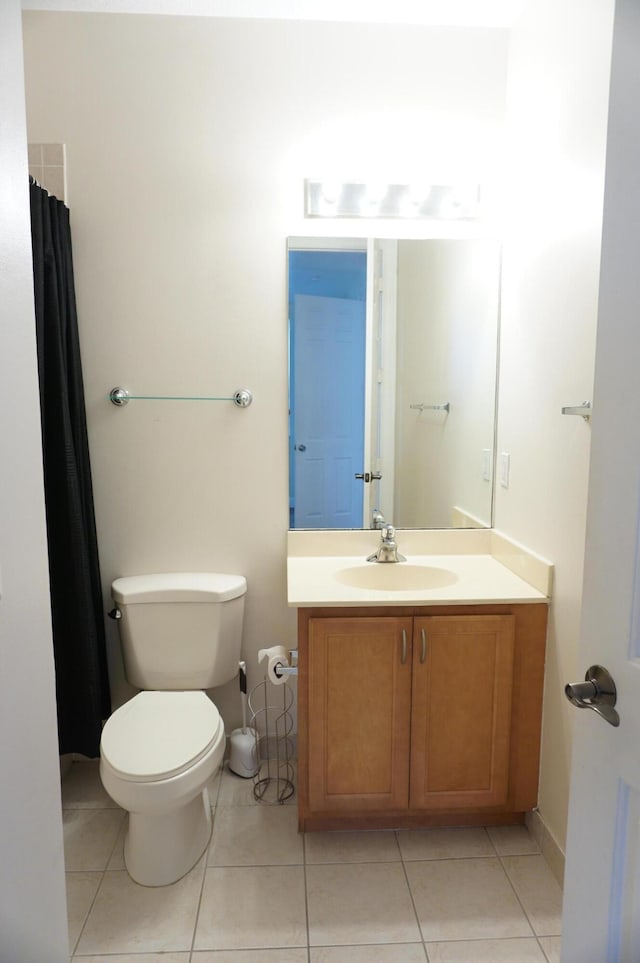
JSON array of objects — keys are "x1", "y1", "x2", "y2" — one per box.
[{"x1": 229, "y1": 661, "x2": 259, "y2": 778}]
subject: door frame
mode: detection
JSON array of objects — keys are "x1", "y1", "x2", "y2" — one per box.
[{"x1": 365, "y1": 238, "x2": 398, "y2": 528}]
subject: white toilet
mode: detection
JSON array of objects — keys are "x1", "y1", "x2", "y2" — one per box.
[{"x1": 99, "y1": 572, "x2": 247, "y2": 886}]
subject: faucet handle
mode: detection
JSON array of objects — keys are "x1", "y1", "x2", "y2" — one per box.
[{"x1": 381, "y1": 524, "x2": 396, "y2": 541}]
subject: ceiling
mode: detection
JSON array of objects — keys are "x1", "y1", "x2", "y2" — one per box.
[{"x1": 20, "y1": 0, "x2": 527, "y2": 28}]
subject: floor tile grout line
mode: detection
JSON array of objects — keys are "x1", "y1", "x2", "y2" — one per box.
[
  {"x1": 420, "y1": 934, "x2": 555, "y2": 963},
  {"x1": 489, "y1": 825, "x2": 564, "y2": 948},
  {"x1": 67, "y1": 803, "x2": 127, "y2": 958},
  {"x1": 494, "y1": 848, "x2": 545, "y2": 941},
  {"x1": 63, "y1": 804, "x2": 126, "y2": 872},
  {"x1": 400, "y1": 825, "x2": 559, "y2": 952},
  {"x1": 187, "y1": 838, "x2": 211, "y2": 961},
  {"x1": 302, "y1": 831, "x2": 312, "y2": 962},
  {"x1": 396, "y1": 830, "x2": 431, "y2": 961},
  {"x1": 484, "y1": 827, "x2": 539, "y2": 937},
  {"x1": 399, "y1": 853, "x2": 515, "y2": 868},
  {"x1": 68, "y1": 860, "x2": 108, "y2": 958},
  {"x1": 536, "y1": 934, "x2": 558, "y2": 963},
  {"x1": 105, "y1": 807, "x2": 127, "y2": 866},
  {"x1": 210, "y1": 762, "x2": 225, "y2": 808},
  {"x1": 207, "y1": 860, "x2": 305, "y2": 867}
]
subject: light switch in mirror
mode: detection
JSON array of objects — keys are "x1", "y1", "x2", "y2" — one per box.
[{"x1": 288, "y1": 236, "x2": 500, "y2": 531}]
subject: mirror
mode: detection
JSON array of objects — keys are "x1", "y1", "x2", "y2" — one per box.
[{"x1": 288, "y1": 237, "x2": 500, "y2": 530}]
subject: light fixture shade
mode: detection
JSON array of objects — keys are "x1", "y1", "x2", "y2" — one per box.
[{"x1": 304, "y1": 179, "x2": 480, "y2": 219}]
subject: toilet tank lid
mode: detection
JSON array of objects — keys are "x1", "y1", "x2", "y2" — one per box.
[{"x1": 112, "y1": 572, "x2": 247, "y2": 604}]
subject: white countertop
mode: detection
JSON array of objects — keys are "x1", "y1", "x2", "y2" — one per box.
[{"x1": 287, "y1": 530, "x2": 552, "y2": 607}]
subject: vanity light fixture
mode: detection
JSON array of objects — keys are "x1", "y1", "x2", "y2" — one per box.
[{"x1": 304, "y1": 179, "x2": 481, "y2": 219}]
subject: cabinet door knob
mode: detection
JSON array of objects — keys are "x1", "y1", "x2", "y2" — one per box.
[
  {"x1": 401, "y1": 628, "x2": 408, "y2": 665},
  {"x1": 420, "y1": 628, "x2": 427, "y2": 664}
]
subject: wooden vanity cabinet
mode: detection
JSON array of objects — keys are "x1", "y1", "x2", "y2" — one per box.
[
  {"x1": 297, "y1": 604, "x2": 548, "y2": 832},
  {"x1": 306, "y1": 616, "x2": 413, "y2": 815}
]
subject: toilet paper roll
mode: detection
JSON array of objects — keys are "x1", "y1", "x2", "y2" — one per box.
[{"x1": 258, "y1": 645, "x2": 289, "y2": 685}]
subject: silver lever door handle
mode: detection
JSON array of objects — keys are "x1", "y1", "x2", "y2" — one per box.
[{"x1": 565, "y1": 664, "x2": 620, "y2": 727}]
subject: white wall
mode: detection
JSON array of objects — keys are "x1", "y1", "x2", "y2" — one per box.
[
  {"x1": 19, "y1": 2, "x2": 617, "y2": 864},
  {"x1": 394, "y1": 239, "x2": 500, "y2": 528},
  {"x1": 22, "y1": 12, "x2": 508, "y2": 722},
  {"x1": 0, "y1": 2, "x2": 68, "y2": 959},
  {"x1": 497, "y1": 0, "x2": 614, "y2": 853}
]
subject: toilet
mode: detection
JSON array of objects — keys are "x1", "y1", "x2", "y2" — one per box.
[{"x1": 99, "y1": 572, "x2": 246, "y2": 886}]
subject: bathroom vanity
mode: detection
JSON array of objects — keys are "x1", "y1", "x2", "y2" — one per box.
[{"x1": 288, "y1": 530, "x2": 552, "y2": 832}]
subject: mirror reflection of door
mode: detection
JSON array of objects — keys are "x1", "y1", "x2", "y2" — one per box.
[
  {"x1": 289, "y1": 245, "x2": 367, "y2": 528},
  {"x1": 288, "y1": 237, "x2": 501, "y2": 531}
]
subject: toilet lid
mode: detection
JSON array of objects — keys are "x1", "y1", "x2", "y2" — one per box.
[{"x1": 101, "y1": 690, "x2": 223, "y2": 782}]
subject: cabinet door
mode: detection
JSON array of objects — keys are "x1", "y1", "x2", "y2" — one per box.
[
  {"x1": 308, "y1": 616, "x2": 412, "y2": 812},
  {"x1": 410, "y1": 614, "x2": 515, "y2": 811}
]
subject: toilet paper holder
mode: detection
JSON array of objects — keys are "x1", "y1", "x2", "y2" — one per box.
[
  {"x1": 257, "y1": 645, "x2": 298, "y2": 685},
  {"x1": 248, "y1": 646, "x2": 297, "y2": 804},
  {"x1": 273, "y1": 650, "x2": 298, "y2": 679}
]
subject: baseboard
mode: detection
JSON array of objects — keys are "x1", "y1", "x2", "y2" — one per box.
[{"x1": 526, "y1": 808, "x2": 565, "y2": 889}]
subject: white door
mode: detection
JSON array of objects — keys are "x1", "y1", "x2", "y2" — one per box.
[
  {"x1": 292, "y1": 293, "x2": 365, "y2": 528},
  {"x1": 562, "y1": 2, "x2": 640, "y2": 958}
]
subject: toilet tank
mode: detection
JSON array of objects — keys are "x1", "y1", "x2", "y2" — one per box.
[{"x1": 111, "y1": 573, "x2": 246, "y2": 690}]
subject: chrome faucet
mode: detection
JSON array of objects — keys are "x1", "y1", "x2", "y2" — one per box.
[
  {"x1": 371, "y1": 509, "x2": 386, "y2": 530},
  {"x1": 366, "y1": 525, "x2": 407, "y2": 563}
]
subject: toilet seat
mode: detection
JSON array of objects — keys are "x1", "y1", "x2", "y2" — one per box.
[{"x1": 101, "y1": 690, "x2": 223, "y2": 782}]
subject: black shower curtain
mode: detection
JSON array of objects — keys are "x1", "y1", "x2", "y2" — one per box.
[{"x1": 29, "y1": 179, "x2": 111, "y2": 758}]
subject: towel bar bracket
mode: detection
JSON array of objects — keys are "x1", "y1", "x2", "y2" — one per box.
[
  {"x1": 109, "y1": 387, "x2": 130, "y2": 407},
  {"x1": 561, "y1": 401, "x2": 591, "y2": 421}
]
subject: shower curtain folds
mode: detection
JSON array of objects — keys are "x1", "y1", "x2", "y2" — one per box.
[{"x1": 29, "y1": 179, "x2": 111, "y2": 758}]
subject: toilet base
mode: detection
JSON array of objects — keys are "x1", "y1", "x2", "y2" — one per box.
[{"x1": 124, "y1": 787, "x2": 212, "y2": 886}]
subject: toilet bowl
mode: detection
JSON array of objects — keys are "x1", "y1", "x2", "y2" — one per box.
[
  {"x1": 100, "y1": 690, "x2": 225, "y2": 886},
  {"x1": 99, "y1": 572, "x2": 247, "y2": 886}
]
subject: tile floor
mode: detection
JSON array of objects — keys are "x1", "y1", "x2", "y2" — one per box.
[{"x1": 63, "y1": 760, "x2": 563, "y2": 962}]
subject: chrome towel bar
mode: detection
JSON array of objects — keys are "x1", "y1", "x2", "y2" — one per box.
[
  {"x1": 410, "y1": 402, "x2": 450, "y2": 413},
  {"x1": 109, "y1": 387, "x2": 253, "y2": 408}
]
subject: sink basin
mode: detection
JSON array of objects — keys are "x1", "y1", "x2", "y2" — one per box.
[{"x1": 334, "y1": 563, "x2": 458, "y2": 591}]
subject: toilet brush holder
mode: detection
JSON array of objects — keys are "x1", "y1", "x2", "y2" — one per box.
[
  {"x1": 229, "y1": 726, "x2": 259, "y2": 778},
  {"x1": 228, "y1": 661, "x2": 259, "y2": 779}
]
